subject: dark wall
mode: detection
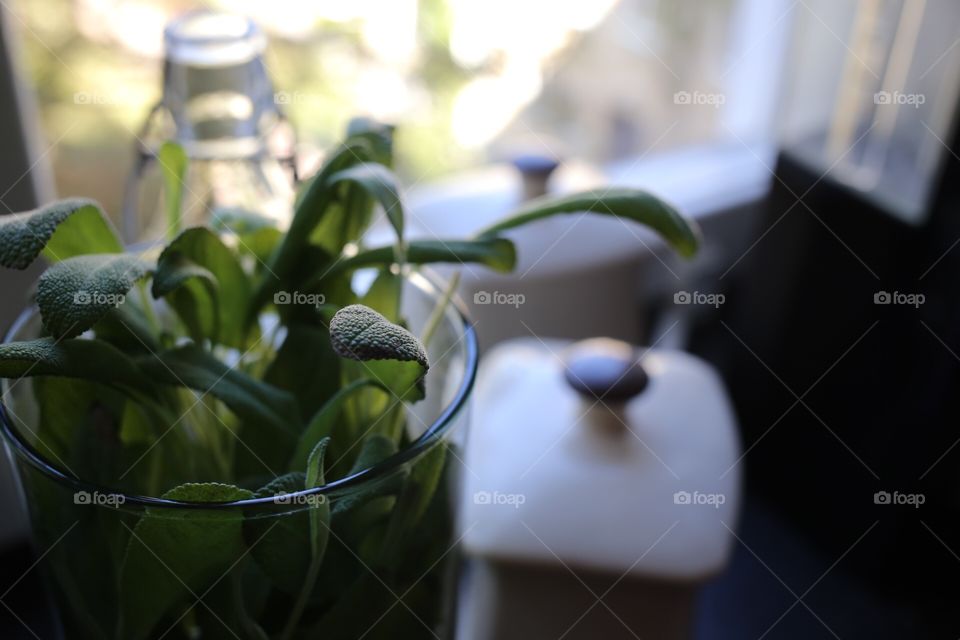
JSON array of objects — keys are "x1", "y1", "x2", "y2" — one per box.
[{"x1": 701, "y1": 126, "x2": 960, "y2": 606}]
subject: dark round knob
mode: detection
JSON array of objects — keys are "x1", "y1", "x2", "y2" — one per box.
[
  {"x1": 511, "y1": 154, "x2": 560, "y2": 200},
  {"x1": 563, "y1": 338, "x2": 648, "y2": 402}
]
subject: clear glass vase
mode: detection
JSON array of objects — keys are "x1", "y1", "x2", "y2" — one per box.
[
  {"x1": 122, "y1": 10, "x2": 298, "y2": 243},
  {"x1": 0, "y1": 272, "x2": 477, "y2": 640}
]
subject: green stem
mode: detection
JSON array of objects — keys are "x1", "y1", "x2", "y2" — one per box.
[
  {"x1": 136, "y1": 281, "x2": 162, "y2": 336},
  {"x1": 280, "y1": 554, "x2": 323, "y2": 640},
  {"x1": 232, "y1": 571, "x2": 269, "y2": 640},
  {"x1": 420, "y1": 270, "x2": 461, "y2": 347}
]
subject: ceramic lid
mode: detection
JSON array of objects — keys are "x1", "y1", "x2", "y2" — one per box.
[{"x1": 460, "y1": 337, "x2": 742, "y2": 580}]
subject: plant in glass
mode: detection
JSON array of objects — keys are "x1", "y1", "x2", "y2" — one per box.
[{"x1": 0, "y1": 121, "x2": 699, "y2": 640}]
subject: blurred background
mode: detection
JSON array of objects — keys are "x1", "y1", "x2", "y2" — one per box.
[
  {"x1": 2, "y1": 0, "x2": 960, "y2": 638},
  {"x1": 12, "y1": 0, "x2": 746, "y2": 211}
]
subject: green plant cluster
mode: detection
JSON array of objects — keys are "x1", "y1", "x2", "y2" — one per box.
[{"x1": 0, "y1": 120, "x2": 699, "y2": 639}]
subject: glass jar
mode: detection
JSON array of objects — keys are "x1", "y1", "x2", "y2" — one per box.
[
  {"x1": 122, "y1": 10, "x2": 298, "y2": 243},
  {"x1": 0, "y1": 272, "x2": 476, "y2": 640}
]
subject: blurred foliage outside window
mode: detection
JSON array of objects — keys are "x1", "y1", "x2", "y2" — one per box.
[{"x1": 12, "y1": 0, "x2": 734, "y2": 221}]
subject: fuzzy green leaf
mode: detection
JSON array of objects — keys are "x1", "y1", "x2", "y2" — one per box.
[
  {"x1": 275, "y1": 439, "x2": 333, "y2": 638},
  {"x1": 328, "y1": 163, "x2": 405, "y2": 244},
  {"x1": 0, "y1": 198, "x2": 122, "y2": 269},
  {"x1": 331, "y1": 434, "x2": 402, "y2": 516},
  {"x1": 152, "y1": 254, "x2": 216, "y2": 299},
  {"x1": 0, "y1": 337, "x2": 150, "y2": 389},
  {"x1": 329, "y1": 304, "x2": 429, "y2": 402},
  {"x1": 329, "y1": 304, "x2": 427, "y2": 369},
  {"x1": 268, "y1": 140, "x2": 370, "y2": 275},
  {"x1": 264, "y1": 323, "x2": 340, "y2": 423},
  {"x1": 118, "y1": 483, "x2": 253, "y2": 640},
  {"x1": 246, "y1": 473, "x2": 312, "y2": 595},
  {"x1": 92, "y1": 304, "x2": 161, "y2": 355},
  {"x1": 305, "y1": 437, "x2": 329, "y2": 491},
  {"x1": 305, "y1": 437, "x2": 332, "y2": 557},
  {"x1": 380, "y1": 440, "x2": 447, "y2": 563},
  {"x1": 36, "y1": 254, "x2": 152, "y2": 339},
  {"x1": 159, "y1": 227, "x2": 251, "y2": 347},
  {"x1": 475, "y1": 187, "x2": 701, "y2": 258},
  {"x1": 152, "y1": 252, "x2": 219, "y2": 342},
  {"x1": 346, "y1": 116, "x2": 394, "y2": 167},
  {"x1": 251, "y1": 136, "x2": 384, "y2": 318},
  {"x1": 211, "y1": 207, "x2": 283, "y2": 267}
]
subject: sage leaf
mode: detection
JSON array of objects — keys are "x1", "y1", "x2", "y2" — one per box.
[
  {"x1": 253, "y1": 471, "x2": 305, "y2": 497},
  {"x1": 321, "y1": 237, "x2": 517, "y2": 280},
  {"x1": 119, "y1": 399, "x2": 154, "y2": 446},
  {"x1": 159, "y1": 227, "x2": 252, "y2": 347},
  {"x1": 0, "y1": 198, "x2": 122, "y2": 269},
  {"x1": 331, "y1": 434, "x2": 401, "y2": 517},
  {"x1": 36, "y1": 253, "x2": 152, "y2": 339},
  {"x1": 118, "y1": 482, "x2": 253, "y2": 640},
  {"x1": 92, "y1": 304, "x2": 162, "y2": 355},
  {"x1": 347, "y1": 434, "x2": 398, "y2": 477},
  {"x1": 152, "y1": 249, "x2": 216, "y2": 299},
  {"x1": 327, "y1": 163, "x2": 405, "y2": 246},
  {"x1": 32, "y1": 376, "x2": 100, "y2": 465},
  {"x1": 278, "y1": 438, "x2": 332, "y2": 639},
  {"x1": 159, "y1": 141, "x2": 188, "y2": 240},
  {"x1": 253, "y1": 131, "x2": 388, "y2": 317},
  {"x1": 328, "y1": 304, "x2": 428, "y2": 370},
  {"x1": 152, "y1": 252, "x2": 219, "y2": 342},
  {"x1": 309, "y1": 123, "x2": 396, "y2": 258},
  {"x1": 211, "y1": 206, "x2": 275, "y2": 235},
  {"x1": 264, "y1": 323, "x2": 340, "y2": 422},
  {"x1": 345, "y1": 116, "x2": 394, "y2": 167},
  {"x1": 475, "y1": 187, "x2": 701, "y2": 258},
  {"x1": 211, "y1": 208, "x2": 284, "y2": 266},
  {"x1": 0, "y1": 337, "x2": 150, "y2": 389},
  {"x1": 329, "y1": 304, "x2": 429, "y2": 402},
  {"x1": 305, "y1": 437, "x2": 332, "y2": 555},
  {"x1": 380, "y1": 440, "x2": 447, "y2": 563},
  {"x1": 135, "y1": 345, "x2": 302, "y2": 435},
  {"x1": 245, "y1": 473, "x2": 311, "y2": 595},
  {"x1": 265, "y1": 140, "x2": 371, "y2": 283}
]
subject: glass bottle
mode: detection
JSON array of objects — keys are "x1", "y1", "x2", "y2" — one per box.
[{"x1": 122, "y1": 10, "x2": 297, "y2": 243}]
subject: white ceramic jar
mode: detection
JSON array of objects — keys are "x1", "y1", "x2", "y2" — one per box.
[{"x1": 458, "y1": 337, "x2": 742, "y2": 639}]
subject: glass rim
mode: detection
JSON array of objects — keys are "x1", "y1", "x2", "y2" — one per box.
[
  {"x1": 0, "y1": 271, "x2": 478, "y2": 510},
  {"x1": 163, "y1": 10, "x2": 266, "y2": 66}
]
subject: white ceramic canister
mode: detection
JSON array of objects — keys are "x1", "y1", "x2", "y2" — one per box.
[{"x1": 457, "y1": 337, "x2": 742, "y2": 640}]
